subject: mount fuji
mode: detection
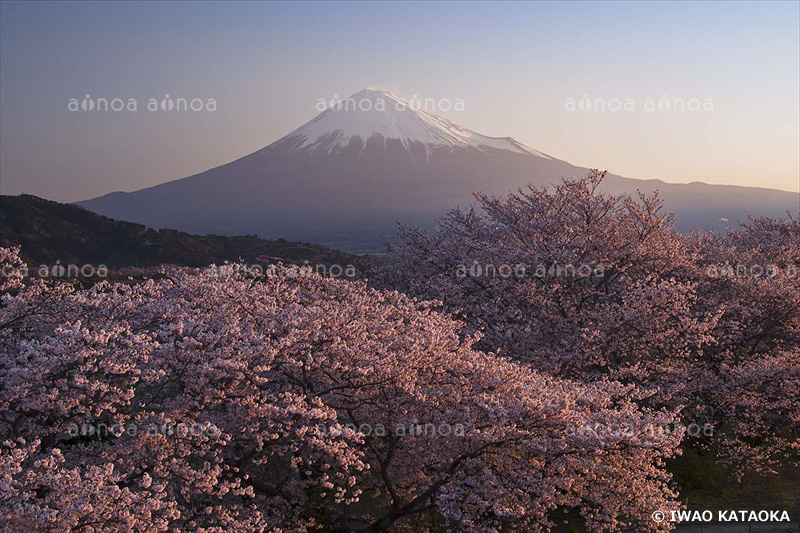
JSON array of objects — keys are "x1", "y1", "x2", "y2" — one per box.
[{"x1": 78, "y1": 89, "x2": 798, "y2": 251}]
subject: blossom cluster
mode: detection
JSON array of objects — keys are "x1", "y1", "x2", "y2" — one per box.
[
  {"x1": 2, "y1": 172, "x2": 797, "y2": 531},
  {"x1": 1, "y1": 247, "x2": 682, "y2": 531},
  {"x1": 375, "y1": 171, "x2": 800, "y2": 477}
]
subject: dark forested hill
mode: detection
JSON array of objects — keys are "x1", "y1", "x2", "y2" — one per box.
[{"x1": 0, "y1": 194, "x2": 362, "y2": 269}]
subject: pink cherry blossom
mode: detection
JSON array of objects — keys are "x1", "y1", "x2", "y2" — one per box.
[
  {"x1": 375, "y1": 171, "x2": 800, "y2": 476},
  {"x1": 2, "y1": 247, "x2": 683, "y2": 531}
]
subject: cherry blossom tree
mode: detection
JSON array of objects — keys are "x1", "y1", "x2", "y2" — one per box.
[
  {"x1": 374, "y1": 172, "x2": 799, "y2": 474},
  {"x1": 1, "y1": 248, "x2": 683, "y2": 532},
  {"x1": 689, "y1": 215, "x2": 800, "y2": 472}
]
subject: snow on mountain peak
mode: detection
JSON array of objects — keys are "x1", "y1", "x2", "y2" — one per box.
[{"x1": 284, "y1": 89, "x2": 552, "y2": 158}]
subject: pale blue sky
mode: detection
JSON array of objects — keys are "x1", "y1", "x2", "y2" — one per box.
[{"x1": 1, "y1": 0, "x2": 798, "y2": 200}]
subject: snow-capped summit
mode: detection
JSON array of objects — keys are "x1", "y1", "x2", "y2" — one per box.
[{"x1": 283, "y1": 88, "x2": 551, "y2": 157}]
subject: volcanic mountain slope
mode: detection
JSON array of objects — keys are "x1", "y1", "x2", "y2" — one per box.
[{"x1": 78, "y1": 89, "x2": 799, "y2": 251}]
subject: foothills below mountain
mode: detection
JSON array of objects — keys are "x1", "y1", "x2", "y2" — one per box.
[{"x1": 0, "y1": 194, "x2": 361, "y2": 269}]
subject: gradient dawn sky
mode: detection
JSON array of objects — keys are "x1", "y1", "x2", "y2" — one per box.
[{"x1": 1, "y1": 0, "x2": 798, "y2": 202}]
